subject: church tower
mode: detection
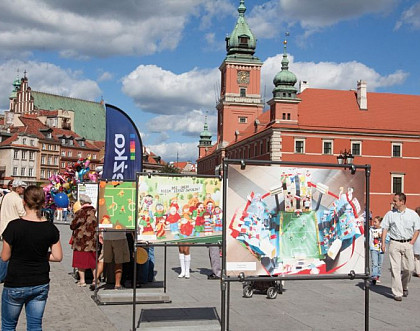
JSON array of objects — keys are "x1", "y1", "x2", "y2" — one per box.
[
  {"x1": 268, "y1": 38, "x2": 301, "y2": 124},
  {"x1": 216, "y1": 0, "x2": 263, "y2": 147},
  {"x1": 198, "y1": 116, "x2": 212, "y2": 158}
]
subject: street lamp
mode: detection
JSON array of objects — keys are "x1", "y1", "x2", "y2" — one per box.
[{"x1": 337, "y1": 149, "x2": 356, "y2": 174}]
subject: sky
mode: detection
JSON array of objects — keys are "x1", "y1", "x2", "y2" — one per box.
[{"x1": 0, "y1": 0, "x2": 420, "y2": 162}]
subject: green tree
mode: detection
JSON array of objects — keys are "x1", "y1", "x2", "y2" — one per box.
[{"x1": 159, "y1": 164, "x2": 181, "y2": 174}]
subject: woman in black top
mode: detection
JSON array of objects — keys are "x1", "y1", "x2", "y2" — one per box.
[{"x1": 1, "y1": 185, "x2": 62, "y2": 330}]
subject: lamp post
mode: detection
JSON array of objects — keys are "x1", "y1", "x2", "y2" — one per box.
[{"x1": 337, "y1": 149, "x2": 356, "y2": 174}]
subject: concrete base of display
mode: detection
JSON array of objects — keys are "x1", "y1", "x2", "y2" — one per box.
[
  {"x1": 138, "y1": 307, "x2": 221, "y2": 330},
  {"x1": 95, "y1": 288, "x2": 171, "y2": 304}
]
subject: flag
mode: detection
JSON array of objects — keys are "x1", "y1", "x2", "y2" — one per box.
[{"x1": 102, "y1": 104, "x2": 142, "y2": 180}]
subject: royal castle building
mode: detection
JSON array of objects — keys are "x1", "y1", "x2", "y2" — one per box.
[{"x1": 197, "y1": 0, "x2": 420, "y2": 216}]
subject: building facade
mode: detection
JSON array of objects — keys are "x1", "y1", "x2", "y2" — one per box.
[{"x1": 197, "y1": 0, "x2": 420, "y2": 216}]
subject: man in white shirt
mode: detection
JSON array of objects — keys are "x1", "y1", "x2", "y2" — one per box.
[
  {"x1": 381, "y1": 193, "x2": 420, "y2": 301},
  {"x1": 0, "y1": 179, "x2": 27, "y2": 236}
]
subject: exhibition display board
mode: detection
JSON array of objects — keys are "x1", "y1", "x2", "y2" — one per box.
[
  {"x1": 225, "y1": 163, "x2": 366, "y2": 277},
  {"x1": 97, "y1": 180, "x2": 137, "y2": 229},
  {"x1": 136, "y1": 173, "x2": 222, "y2": 243}
]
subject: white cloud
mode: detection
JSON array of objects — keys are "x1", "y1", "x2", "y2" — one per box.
[
  {"x1": 395, "y1": 2, "x2": 420, "y2": 30},
  {"x1": 261, "y1": 54, "x2": 408, "y2": 92},
  {"x1": 200, "y1": 0, "x2": 235, "y2": 29},
  {"x1": 248, "y1": 0, "x2": 397, "y2": 38},
  {"x1": 148, "y1": 142, "x2": 199, "y2": 162},
  {"x1": 0, "y1": 60, "x2": 101, "y2": 109},
  {"x1": 97, "y1": 71, "x2": 113, "y2": 82},
  {"x1": 146, "y1": 110, "x2": 217, "y2": 136},
  {"x1": 0, "y1": 0, "x2": 205, "y2": 58},
  {"x1": 121, "y1": 65, "x2": 220, "y2": 114}
]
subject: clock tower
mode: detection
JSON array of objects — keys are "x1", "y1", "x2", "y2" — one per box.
[{"x1": 217, "y1": 0, "x2": 263, "y2": 146}]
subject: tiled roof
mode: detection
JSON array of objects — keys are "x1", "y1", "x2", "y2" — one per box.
[{"x1": 296, "y1": 89, "x2": 420, "y2": 134}]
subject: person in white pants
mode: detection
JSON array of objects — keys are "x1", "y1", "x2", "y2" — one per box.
[{"x1": 178, "y1": 245, "x2": 191, "y2": 279}]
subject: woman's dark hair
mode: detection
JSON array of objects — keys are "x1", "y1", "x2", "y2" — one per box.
[{"x1": 24, "y1": 185, "x2": 45, "y2": 218}]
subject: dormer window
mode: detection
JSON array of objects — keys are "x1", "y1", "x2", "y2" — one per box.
[
  {"x1": 69, "y1": 139, "x2": 74, "y2": 146},
  {"x1": 80, "y1": 140, "x2": 85, "y2": 147},
  {"x1": 61, "y1": 138, "x2": 66, "y2": 145},
  {"x1": 239, "y1": 36, "x2": 248, "y2": 46},
  {"x1": 46, "y1": 132, "x2": 52, "y2": 138}
]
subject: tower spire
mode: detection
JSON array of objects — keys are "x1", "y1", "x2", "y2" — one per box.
[{"x1": 272, "y1": 32, "x2": 298, "y2": 100}]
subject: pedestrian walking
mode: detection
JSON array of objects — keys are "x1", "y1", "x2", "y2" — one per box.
[{"x1": 381, "y1": 193, "x2": 420, "y2": 301}]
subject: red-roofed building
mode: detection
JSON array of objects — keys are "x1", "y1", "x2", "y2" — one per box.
[{"x1": 197, "y1": 2, "x2": 420, "y2": 216}]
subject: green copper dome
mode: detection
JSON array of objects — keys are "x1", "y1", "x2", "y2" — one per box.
[
  {"x1": 10, "y1": 76, "x2": 21, "y2": 99},
  {"x1": 199, "y1": 116, "x2": 212, "y2": 146},
  {"x1": 225, "y1": 0, "x2": 257, "y2": 58},
  {"x1": 272, "y1": 40, "x2": 298, "y2": 98}
]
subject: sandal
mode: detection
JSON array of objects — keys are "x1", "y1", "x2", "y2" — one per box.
[
  {"x1": 77, "y1": 282, "x2": 86, "y2": 287},
  {"x1": 114, "y1": 286, "x2": 124, "y2": 290}
]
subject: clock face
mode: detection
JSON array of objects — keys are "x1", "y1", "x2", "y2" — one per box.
[{"x1": 237, "y1": 70, "x2": 250, "y2": 84}]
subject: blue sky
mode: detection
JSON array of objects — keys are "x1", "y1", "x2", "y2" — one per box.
[{"x1": 1, "y1": 0, "x2": 420, "y2": 162}]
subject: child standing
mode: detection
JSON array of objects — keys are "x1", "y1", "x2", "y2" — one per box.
[{"x1": 370, "y1": 216, "x2": 384, "y2": 284}]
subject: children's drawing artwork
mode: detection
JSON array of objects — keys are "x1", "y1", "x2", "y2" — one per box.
[
  {"x1": 226, "y1": 164, "x2": 365, "y2": 276},
  {"x1": 97, "y1": 181, "x2": 136, "y2": 229},
  {"x1": 137, "y1": 175, "x2": 222, "y2": 243}
]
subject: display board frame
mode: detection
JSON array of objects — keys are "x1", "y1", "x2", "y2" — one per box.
[{"x1": 220, "y1": 159, "x2": 371, "y2": 331}]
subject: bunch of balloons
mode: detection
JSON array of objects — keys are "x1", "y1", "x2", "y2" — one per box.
[{"x1": 42, "y1": 157, "x2": 103, "y2": 211}]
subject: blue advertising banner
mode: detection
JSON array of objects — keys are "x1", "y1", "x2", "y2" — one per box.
[{"x1": 102, "y1": 104, "x2": 142, "y2": 180}]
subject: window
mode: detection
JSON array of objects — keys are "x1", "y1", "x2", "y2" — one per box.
[
  {"x1": 323, "y1": 140, "x2": 333, "y2": 155},
  {"x1": 54, "y1": 156, "x2": 59, "y2": 165},
  {"x1": 266, "y1": 139, "x2": 270, "y2": 154},
  {"x1": 21, "y1": 151, "x2": 27, "y2": 160},
  {"x1": 295, "y1": 139, "x2": 305, "y2": 154},
  {"x1": 41, "y1": 169, "x2": 45, "y2": 179},
  {"x1": 47, "y1": 156, "x2": 51, "y2": 165},
  {"x1": 14, "y1": 150, "x2": 19, "y2": 159},
  {"x1": 41, "y1": 156, "x2": 46, "y2": 164},
  {"x1": 80, "y1": 140, "x2": 85, "y2": 147},
  {"x1": 351, "y1": 141, "x2": 362, "y2": 156},
  {"x1": 240, "y1": 88, "x2": 246, "y2": 97},
  {"x1": 61, "y1": 138, "x2": 66, "y2": 145},
  {"x1": 391, "y1": 174, "x2": 404, "y2": 194},
  {"x1": 77, "y1": 152, "x2": 82, "y2": 157},
  {"x1": 239, "y1": 36, "x2": 248, "y2": 45},
  {"x1": 29, "y1": 151, "x2": 35, "y2": 160},
  {"x1": 61, "y1": 151, "x2": 66, "y2": 156},
  {"x1": 46, "y1": 132, "x2": 52, "y2": 138},
  {"x1": 69, "y1": 139, "x2": 74, "y2": 146},
  {"x1": 287, "y1": 113, "x2": 291, "y2": 120},
  {"x1": 47, "y1": 170, "x2": 51, "y2": 179},
  {"x1": 61, "y1": 162, "x2": 66, "y2": 168},
  {"x1": 282, "y1": 113, "x2": 286, "y2": 120},
  {"x1": 392, "y1": 143, "x2": 402, "y2": 158},
  {"x1": 30, "y1": 140, "x2": 34, "y2": 146},
  {"x1": 22, "y1": 138, "x2": 26, "y2": 145},
  {"x1": 28, "y1": 168, "x2": 33, "y2": 177},
  {"x1": 48, "y1": 144, "x2": 52, "y2": 151},
  {"x1": 21, "y1": 167, "x2": 25, "y2": 176},
  {"x1": 254, "y1": 144, "x2": 258, "y2": 156},
  {"x1": 55, "y1": 145, "x2": 59, "y2": 151},
  {"x1": 42, "y1": 144, "x2": 46, "y2": 150},
  {"x1": 238, "y1": 116, "x2": 247, "y2": 124},
  {"x1": 13, "y1": 167, "x2": 18, "y2": 176},
  {"x1": 93, "y1": 154, "x2": 97, "y2": 160},
  {"x1": 67, "y1": 151, "x2": 72, "y2": 157}
]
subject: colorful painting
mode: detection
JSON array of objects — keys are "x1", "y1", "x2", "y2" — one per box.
[
  {"x1": 136, "y1": 175, "x2": 222, "y2": 243},
  {"x1": 98, "y1": 181, "x2": 136, "y2": 229},
  {"x1": 226, "y1": 164, "x2": 365, "y2": 276}
]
